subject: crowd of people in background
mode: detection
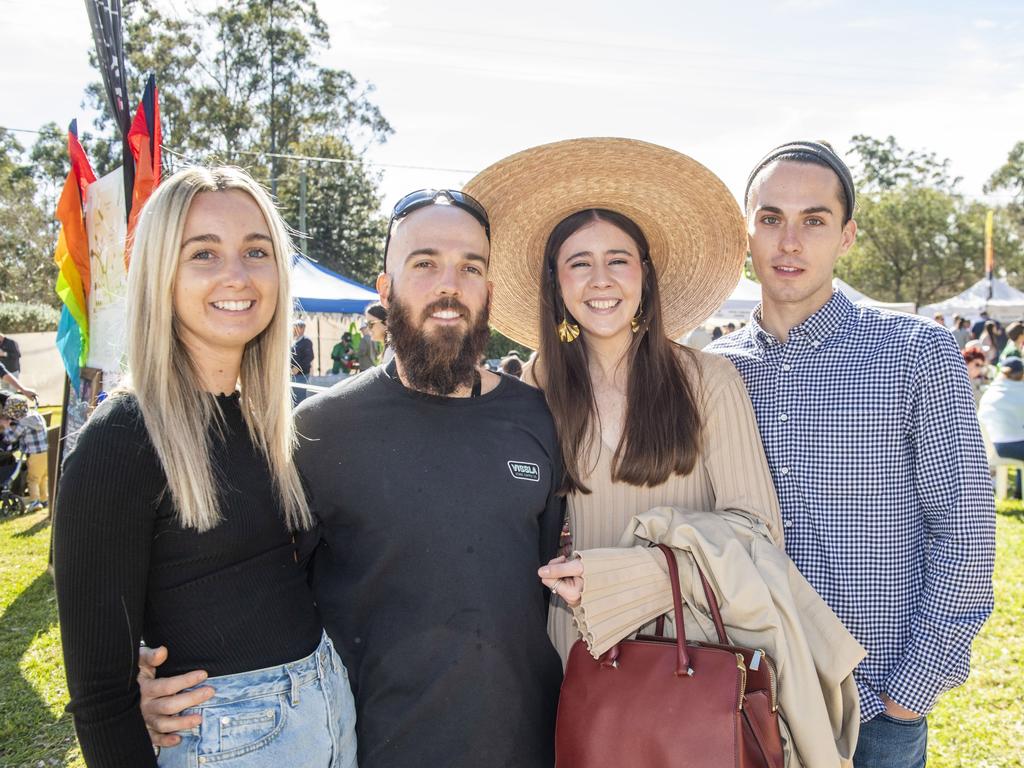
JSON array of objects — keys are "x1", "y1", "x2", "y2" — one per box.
[{"x1": 958, "y1": 310, "x2": 1024, "y2": 497}]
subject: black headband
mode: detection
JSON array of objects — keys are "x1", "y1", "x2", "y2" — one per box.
[{"x1": 745, "y1": 141, "x2": 856, "y2": 223}]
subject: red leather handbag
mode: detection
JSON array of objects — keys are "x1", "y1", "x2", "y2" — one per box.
[{"x1": 555, "y1": 544, "x2": 784, "y2": 768}]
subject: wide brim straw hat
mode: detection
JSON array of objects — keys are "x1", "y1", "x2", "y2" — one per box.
[{"x1": 463, "y1": 137, "x2": 747, "y2": 349}]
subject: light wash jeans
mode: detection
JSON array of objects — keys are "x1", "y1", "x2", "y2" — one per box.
[
  {"x1": 854, "y1": 713, "x2": 928, "y2": 768},
  {"x1": 158, "y1": 633, "x2": 357, "y2": 768}
]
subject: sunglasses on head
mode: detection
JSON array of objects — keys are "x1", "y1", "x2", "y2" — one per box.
[{"x1": 382, "y1": 189, "x2": 491, "y2": 271}]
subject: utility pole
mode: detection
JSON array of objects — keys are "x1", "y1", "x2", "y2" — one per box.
[{"x1": 299, "y1": 161, "x2": 308, "y2": 237}]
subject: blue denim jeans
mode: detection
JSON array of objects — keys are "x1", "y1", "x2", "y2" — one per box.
[
  {"x1": 158, "y1": 633, "x2": 357, "y2": 768},
  {"x1": 292, "y1": 373, "x2": 311, "y2": 406},
  {"x1": 854, "y1": 713, "x2": 928, "y2": 768}
]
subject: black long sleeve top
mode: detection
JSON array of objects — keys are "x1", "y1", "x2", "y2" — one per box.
[{"x1": 53, "y1": 393, "x2": 322, "y2": 767}]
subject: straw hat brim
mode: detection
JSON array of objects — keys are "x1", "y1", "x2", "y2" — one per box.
[{"x1": 463, "y1": 138, "x2": 747, "y2": 349}]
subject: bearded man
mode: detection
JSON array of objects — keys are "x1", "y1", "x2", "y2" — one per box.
[
  {"x1": 299, "y1": 191, "x2": 564, "y2": 767},
  {"x1": 138, "y1": 191, "x2": 565, "y2": 768}
]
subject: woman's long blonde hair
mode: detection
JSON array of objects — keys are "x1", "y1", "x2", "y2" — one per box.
[{"x1": 126, "y1": 166, "x2": 312, "y2": 532}]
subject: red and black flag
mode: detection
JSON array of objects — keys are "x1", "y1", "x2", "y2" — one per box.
[{"x1": 125, "y1": 74, "x2": 161, "y2": 267}]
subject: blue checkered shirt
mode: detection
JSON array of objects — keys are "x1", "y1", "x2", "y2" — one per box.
[
  {"x1": 2, "y1": 411, "x2": 47, "y2": 455},
  {"x1": 707, "y1": 291, "x2": 995, "y2": 720}
]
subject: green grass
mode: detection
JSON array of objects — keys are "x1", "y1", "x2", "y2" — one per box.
[
  {"x1": 1, "y1": 506, "x2": 1022, "y2": 767},
  {"x1": 0, "y1": 511, "x2": 81, "y2": 768}
]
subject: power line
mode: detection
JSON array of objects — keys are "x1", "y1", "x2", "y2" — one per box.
[
  {"x1": 163, "y1": 143, "x2": 477, "y2": 174},
  {"x1": 0, "y1": 125, "x2": 477, "y2": 174},
  {"x1": 4, "y1": 125, "x2": 1019, "y2": 200}
]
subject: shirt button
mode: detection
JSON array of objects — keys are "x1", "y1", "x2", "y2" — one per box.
[
  {"x1": 783, "y1": 519, "x2": 794, "y2": 528},
  {"x1": 811, "y1": 340, "x2": 820, "y2": 348},
  {"x1": 782, "y1": 363, "x2": 792, "y2": 372},
  {"x1": 779, "y1": 413, "x2": 789, "y2": 422},
  {"x1": 780, "y1": 466, "x2": 790, "y2": 475}
]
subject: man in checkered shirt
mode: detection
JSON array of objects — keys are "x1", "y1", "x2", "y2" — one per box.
[{"x1": 708, "y1": 141, "x2": 996, "y2": 768}]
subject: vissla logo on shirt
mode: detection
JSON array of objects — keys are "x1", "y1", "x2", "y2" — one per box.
[{"x1": 508, "y1": 460, "x2": 540, "y2": 482}]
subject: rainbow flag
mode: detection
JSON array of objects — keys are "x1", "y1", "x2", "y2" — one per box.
[{"x1": 53, "y1": 121, "x2": 96, "y2": 386}]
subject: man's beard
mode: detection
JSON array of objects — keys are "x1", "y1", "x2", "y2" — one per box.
[{"x1": 387, "y1": 287, "x2": 491, "y2": 396}]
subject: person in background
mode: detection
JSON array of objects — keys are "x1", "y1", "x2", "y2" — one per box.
[
  {"x1": 0, "y1": 332, "x2": 21, "y2": 380},
  {"x1": 1000, "y1": 321, "x2": 1024, "y2": 362},
  {"x1": 357, "y1": 304, "x2": 387, "y2": 372},
  {"x1": 290, "y1": 319, "x2": 314, "y2": 404},
  {"x1": 963, "y1": 346, "x2": 991, "y2": 404},
  {"x1": 952, "y1": 315, "x2": 972, "y2": 350},
  {"x1": 932, "y1": 313, "x2": 946, "y2": 327},
  {"x1": 710, "y1": 325, "x2": 723, "y2": 341},
  {"x1": 499, "y1": 354, "x2": 523, "y2": 378},
  {"x1": 979, "y1": 321, "x2": 999, "y2": 364},
  {"x1": 0, "y1": 393, "x2": 48, "y2": 511},
  {"x1": 971, "y1": 310, "x2": 990, "y2": 340},
  {"x1": 978, "y1": 356, "x2": 1024, "y2": 497},
  {"x1": 330, "y1": 331, "x2": 356, "y2": 375},
  {"x1": 683, "y1": 323, "x2": 713, "y2": 349}
]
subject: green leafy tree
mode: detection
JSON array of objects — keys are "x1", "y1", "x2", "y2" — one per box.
[
  {"x1": 0, "y1": 130, "x2": 57, "y2": 306},
  {"x1": 837, "y1": 135, "x2": 1023, "y2": 305},
  {"x1": 84, "y1": 0, "x2": 391, "y2": 283},
  {"x1": 838, "y1": 187, "x2": 979, "y2": 306},
  {"x1": 848, "y1": 134, "x2": 961, "y2": 193},
  {"x1": 485, "y1": 329, "x2": 531, "y2": 361},
  {"x1": 985, "y1": 141, "x2": 1024, "y2": 203},
  {"x1": 277, "y1": 135, "x2": 385, "y2": 286}
]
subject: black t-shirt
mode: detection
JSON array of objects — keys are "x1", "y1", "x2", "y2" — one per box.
[
  {"x1": 295, "y1": 366, "x2": 565, "y2": 768},
  {"x1": 0, "y1": 336, "x2": 20, "y2": 372}
]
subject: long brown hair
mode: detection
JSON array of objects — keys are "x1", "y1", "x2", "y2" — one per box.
[{"x1": 537, "y1": 209, "x2": 703, "y2": 495}]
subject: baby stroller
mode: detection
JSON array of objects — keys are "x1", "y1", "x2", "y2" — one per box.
[{"x1": 0, "y1": 442, "x2": 28, "y2": 517}]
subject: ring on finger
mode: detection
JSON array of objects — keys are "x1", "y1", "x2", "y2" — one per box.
[{"x1": 551, "y1": 578, "x2": 562, "y2": 596}]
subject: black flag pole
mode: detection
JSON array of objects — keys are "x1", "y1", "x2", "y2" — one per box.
[{"x1": 83, "y1": 0, "x2": 134, "y2": 217}]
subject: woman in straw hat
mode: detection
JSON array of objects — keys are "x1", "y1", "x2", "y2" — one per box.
[
  {"x1": 52, "y1": 167, "x2": 357, "y2": 768},
  {"x1": 464, "y1": 138, "x2": 785, "y2": 662}
]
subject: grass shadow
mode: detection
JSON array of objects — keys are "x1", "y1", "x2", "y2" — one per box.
[
  {"x1": 0, "y1": 571, "x2": 78, "y2": 765},
  {"x1": 12, "y1": 515, "x2": 50, "y2": 539}
]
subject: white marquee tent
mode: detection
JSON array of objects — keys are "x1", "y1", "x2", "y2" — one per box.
[
  {"x1": 710, "y1": 275, "x2": 763, "y2": 321},
  {"x1": 708, "y1": 275, "x2": 915, "y2": 323},
  {"x1": 832, "y1": 278, "x2": 915, "y2": 314},
  {"x1": 919, "y1": 278, "x2": 1024, "y2": 324}
]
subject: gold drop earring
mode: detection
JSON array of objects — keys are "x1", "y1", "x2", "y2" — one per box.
[
  {"x1": 558, "y1": 315, "x2": 581, "y2": 343},
  {"x1": 631, "y1": 301, "x2": 644, "y2": 334}
]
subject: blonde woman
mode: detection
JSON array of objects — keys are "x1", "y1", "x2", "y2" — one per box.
[{"x1": 53, "y1": 167, "x2": 357, "y2": 768}]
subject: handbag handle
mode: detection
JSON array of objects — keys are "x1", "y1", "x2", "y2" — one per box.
[
  {"x1": 656, "y1": 544, "x2": 694, "y2": 677},
  {"x1": 653, "y1": 547, "x2": 729, "y2": 645}
]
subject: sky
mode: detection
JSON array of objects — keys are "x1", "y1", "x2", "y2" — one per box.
[{"x1": 2, "y1": 0, "x2": 1022, "y2": 213}]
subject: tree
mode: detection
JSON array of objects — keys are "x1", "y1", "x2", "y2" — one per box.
[
  {"x1": 0, "y1": 129, "x2": 57, "y2": 306},
  {"x1": 838, "y1": 186, "x2": 978, "y2": 306},
  {"x1": 848, "y1": 134, "x2": 961, "y2": 193},
  {"x1": 84, "y1": 0, "x2": 392, "y2": 283},
  {"x1": 837, "y1": 135, "x2": 1024, "y2": 305},
  {"x1": 985, "y1": 141, "x2": 1024, "y2": 203},
  {"x1": 276, "y1": 135, "x2": 386, "y2": 286}
]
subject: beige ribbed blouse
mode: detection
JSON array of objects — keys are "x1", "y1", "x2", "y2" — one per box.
[{"x1": 534, "y1": 349, "x2": 784, "y2": 663}]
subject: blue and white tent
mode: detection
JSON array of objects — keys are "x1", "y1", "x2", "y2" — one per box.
[{"x1": 291, "y1": 254, "x2": 377, "y2": 314}]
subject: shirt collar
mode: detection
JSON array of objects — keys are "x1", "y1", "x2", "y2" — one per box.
[{"x1": 750, "y1": 290, "x2": 855, "y2": 350}]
